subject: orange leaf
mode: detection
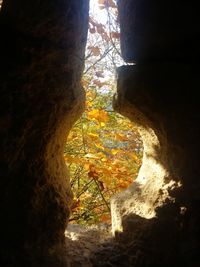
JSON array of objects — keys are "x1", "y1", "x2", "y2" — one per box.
[
  {"x1": 83, "y1": 163, "x2": 90, "y2": 170},
  {"x1": 102, "y1": 33, "x2": 110, "y2": 41},
  {"x1": 98, "y1": 0, "x2": 105, "y2": 9},
  {"x1": 100, "y1": 214, "x2": 111, "y2": 223},
  {"x1": 90, "y1": 46, "x2": 100, "y2": 56},
  {"x1": 111, "y1": 31, "x2": 120, "y2": 39},
  {"x1": 97, "y1": 25, "x2": 105, "y2": 34},
  {"x1": 88, "y1": 170, "x2": 99, "y2": 180},
  {"x1": 87, "y1": 109, "x2": 100, "y2": 120},
  {"x1": 98, "y1": 0, "x2": 116, "y2": 8},
  {"x1": 93, "y1": 79, "x2": 103, "y2": 87},
  {"x1": 108, "y1": 0, "x2": 116, "y2": 8},
  {"x1": 97, "y1": 110, "x2": 109, "y2": 123},
  {"x1": 87, "y1": 109, "x2": 109, "y2": 123},
  {"x1": 98, "y1": 0, "x2": 105, "y2": 4},
  {"x1": 81, "y1": 79, "x2": 89, "y2": 87},
  {"x1": 115, "y1": 133, "x2": 128, "y2": 141}
]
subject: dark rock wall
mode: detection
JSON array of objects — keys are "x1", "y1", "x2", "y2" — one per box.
[
  {"x1": 0, "y1": 0, "x2": 200, "y2": 266},
  {"x1": 0, "y1": 0, "x2": 89, "y2": 266},
  {"x1": 119, "y1": 0, "x2": 200, "y2": 63},
  {"x1": 112, "y1": 0, "x2": 200, "y2": 266}
]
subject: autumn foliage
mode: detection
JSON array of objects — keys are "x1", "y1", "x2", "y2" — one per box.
[{"x1": 64, "y1": 0, "x2": 143, "y2": 225}]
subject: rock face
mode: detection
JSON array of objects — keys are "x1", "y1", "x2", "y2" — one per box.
[
  {"x1": 118, "y1": 0, "x2": 200, "y2": 63},
  {"x1": 0, "y1": 0, "x2": 89, "y2": 266},
  {"x1": 110, "y1": 64, "x2": 200, "y2": 267},
  {"x1": 109, "y1": 0, "x2": 200, "y2": 266},
  {"x1": 0, "y1": 0, "x2": 200, "y2": 267}
]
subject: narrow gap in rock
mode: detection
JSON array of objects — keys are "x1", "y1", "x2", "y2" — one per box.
[
  {"x1": 64, "y1": 0, "x2": 143, "y2": 230},
  {"x1": 63, "y1": 3, "x2": 144, "y2": 264}
]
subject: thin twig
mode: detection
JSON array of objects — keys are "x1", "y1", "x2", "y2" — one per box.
[{"x1": 94, "y1": 179, "x2": 110, "y2": 212}]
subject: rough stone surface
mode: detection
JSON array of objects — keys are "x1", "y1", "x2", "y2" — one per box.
[
  {"x1": 118, "y1": 0, "x2": 200, "y2": 62},
  {"x1": 0, "y1": 0, "x2": 89, "y2": 266},
  {"x1": 109, "y1": 1, "x2": 200, "y2": 266},
  {"x1": 110, "y1": 63, "x2": 200, "y2": 266},
  {"x1": 0, "y1": 0, "x2": 200, "y2": 267},
  {"x1": 65, "y1": 223, "x2": 112, "y2": 267}
]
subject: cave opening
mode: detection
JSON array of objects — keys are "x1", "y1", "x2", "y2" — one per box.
[
  {"x1": 1, "y1": 0, "x2": 199, "y2": 266},
  {"x1": 64, "y1": 0, "x2": 143, "y2": 228},
  {"x1": 0, "y1": 0, "x2": 194, "y2": 266}
]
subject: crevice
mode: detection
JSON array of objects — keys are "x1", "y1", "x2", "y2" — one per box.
[{"x1": 65, "y1": 0, "x2": 143, "y2": 229}]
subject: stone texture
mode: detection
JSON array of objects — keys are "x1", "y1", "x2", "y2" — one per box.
[
  {"x1": 118, "y1": 0, "x2": 200, "y2": 62},
  {"x1": 0, "y1": 0, "x2": 200, "y2": 266},
  {"x1": 65, "y1": 223, "x2": 112, "y2": 267},
  {"x1": 0, "y1": 0, "x2": 89, "y2": 266},
  {"x1": 109, "y1": 1, "x2": 200, "y2": 266},
  {"x1": 110, "y1": 63, "x2": 200, "y2": 266}
]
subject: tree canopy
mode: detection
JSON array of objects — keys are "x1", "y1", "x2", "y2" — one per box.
[{"x1": 64, "y1": 0, "x2": 143, "y2": 225}]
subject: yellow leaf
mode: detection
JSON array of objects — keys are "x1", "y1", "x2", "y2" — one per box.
[
  {"x1": 111, "y1": 149, "x2": 119, "y2": 155},
  {"x1": 118, "y1": 166, "x2": 127, "y2": 172},
  {"x1": 83, "y1": 163, "x2": 90, "y2": 170},
  {"x1": 81, "y1": 192, "x2": 92, "y2": 200},
  {"x1": 101, "y1": 176, "x2": 111, "y2": 187},
  {"x1": 128, "y1": 152, "x2": 138, "y2": 160},
  {"x1": 86, "y1": 102, "x2": 93, "y2": 108},
  {"x1": 64, "y1": 155, "x2": 80, "y2": 164},
  {"x1": 88, "y1": 132, "x2": 99, "y2": 140},
  {"x1": 100, "y1": 168, "x2": 112, "y2": 177},
  {"x1": 98, "y1": 110, "x2": 109, "y2": 123},
  {"x1": 95, "y1": 143, "x2": 105, "y2": 150},
  {"x1": 87, "y1": 109, "x2": 99, "y2": 120},
  {"x1": 86, "y1": 90, "x2": 96, "y2": 98},
  {"x1": 100, "y1": 122, "x2": 105, "y2": 127},
  {"x1": 87, "y1": 109, "x2": 109, "y2": 123}
]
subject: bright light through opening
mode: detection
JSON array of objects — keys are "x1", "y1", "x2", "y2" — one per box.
[{"x1": 64, "y1": 0, "x2": 143, "y2": 226}]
